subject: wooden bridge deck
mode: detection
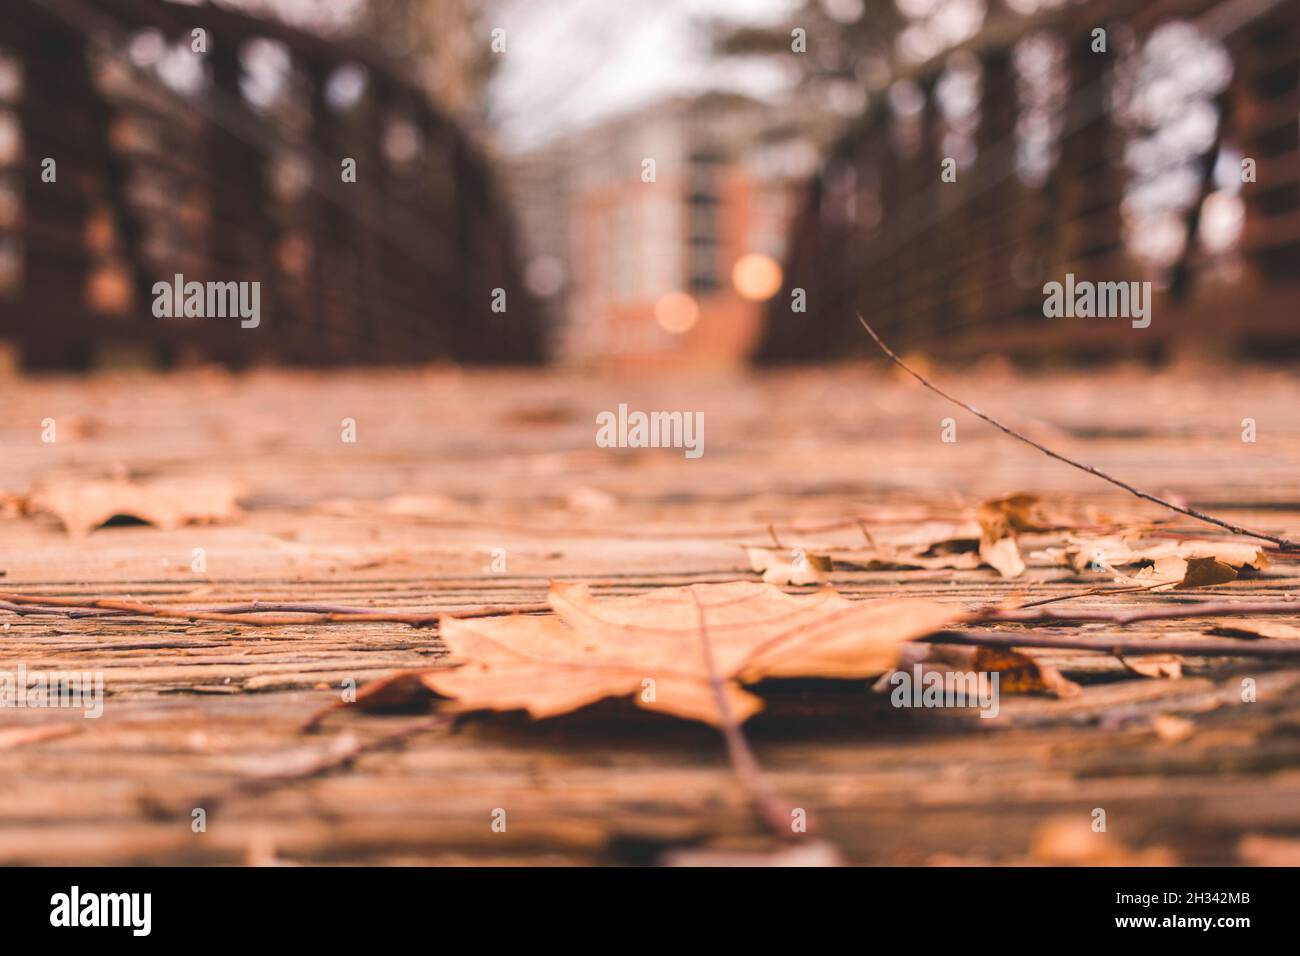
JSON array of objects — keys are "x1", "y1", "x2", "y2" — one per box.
[{"x1": 2, "y1": 362, "x2": 1299, "y2": 865}]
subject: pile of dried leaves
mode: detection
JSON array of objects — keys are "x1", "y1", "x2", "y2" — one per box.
[{"x1": 746, "y1": 491, "x2": 1272, "y2": 589}]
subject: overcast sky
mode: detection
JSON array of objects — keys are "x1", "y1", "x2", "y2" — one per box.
[{"x1": 485, "y1": 0, "x2": 799, "y2": 151}]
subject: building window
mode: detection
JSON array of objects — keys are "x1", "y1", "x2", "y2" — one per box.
[{"x1": 687, "y1": 150, "x2": 722, "y2": 294}]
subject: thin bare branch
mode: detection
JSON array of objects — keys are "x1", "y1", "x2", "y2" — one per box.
[
  {"x1": 925, "y1": 629, "x2": 1300, "y2": 658},
  {"x1": 0, "y1": 591, "x2": 549, "y2": 628},
  {"x1": 1014, "y1": 585, "x2": 1159, "y2": 608},
  {"x1": 175, "y1": 717, "x2": 448, "y2": 820},
  {"x1": 857, "y1": 315, "x2": 1300, "y2": 551},
  {"x1": 975, "y1": 599, "x2": 1300, "y2": 627}
]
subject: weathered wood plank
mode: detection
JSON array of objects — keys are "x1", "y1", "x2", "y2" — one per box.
[{"x1": 1, "y1": 365, "x2": 1298, "y2": 864}]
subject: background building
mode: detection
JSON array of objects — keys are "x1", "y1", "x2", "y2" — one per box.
[{"x1": 509, "y1": 92, "x2": 827, "y2": 369}]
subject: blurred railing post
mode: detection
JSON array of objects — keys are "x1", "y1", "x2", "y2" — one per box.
[
  {"x1": 1233, "y1": 1, "x2": 1299, "y2": 293},
  {"x1": 974, "y1": 48, "x2": 1017, "y2": 341},
  {"x1": 206, "y1": 37, "x2": 268, "y2": 366},
  {"x1": 17, "y1": 15, "x2": 93, "y2": 368},
  {"x1": 1056, "y1": 28, "x2": 1124, "y2": 294}
]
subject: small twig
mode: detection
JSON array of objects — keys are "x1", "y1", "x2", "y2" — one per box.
[
  {"x1": 196, "y1": 602, "x2": 382, "y2": 615},
  {"x1": 974, "y1": 599, "x2": 1299, "y2": 627},
  {"x1": 1015, "y1": 584, "x2": 1162, "y2": 609},
  {"x1": 857, "y1": 315, "x2": 1300, "y2": 552},
  {"x1": 0, "y1": 591, "x2": 549, "y2": 628},
  {"x1": 690, "y1": 587, "x2": 800, "y2": 841},
  {"x1": 0, "y1": 600, "x2": 127, "y2": 618},
  {"x1": 925, "y1": 629, "x2": 1300, "y2": 658},
  {"x1": 178, "y1": 717, "x2": 448, "y2": 819}
]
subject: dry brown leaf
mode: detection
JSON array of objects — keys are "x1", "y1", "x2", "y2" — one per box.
[
  {"x1": 978, "y1": 535, "x2": 1025, "y2": 578},
  {"x1": 745, "y1": 546, "x2": 832, "y2": 585},
  {"x1": 0, "y1": 492, "x2": 25, "y2": 519},
  {"x1": 1119, "y1": 654, "x2": 1183, "y2": 679},
  {"x1": 975, "y1": 495, "x2": 1038, "y2": 579},
  {"x1": 25, "y1": 477, "x2": 242, "y2": 537},
  {"x1": 1128, "y1": 554, "x2": 1193, "y2": 587},
  {"x1": 855, "y1": 507, "x2": 1091, "y2": 578},
  {"x1": 1047, "y1": 536, "x2": 1269, "y2": 581},
  {"x1": 825, "y1": 546, "x2": 982, "y2": 572},
  {"x1": 914, "y1": 644, "x2": 1081, "y2": 698},
  {"x1": 1037, "y1": 534, "x2": 1137, "y2": 572},
  {"x1": 1177, "y1": 556, "x2": 1242, "y2": 588},
  {"x1": 969, "y1": 646, "x2": 1080, "y2": 697},
  {"x1": 1171, "y1": 540, "x2": 1270, "y2": 569},
  {"x1": 354, "y1": 669, "x2": 446, "y2": 711},
  {"x1": 886, "y1": 519, "x2": 983, "y2": 553},
  {"x1": 1130, "y1": 555, "x2": 1240, "y2": 589},
  {"x1": 978, "y1": 493, "x2": 1060, "y2": 534},
  {"x1": 777, "y1": 519, "x2": 986, "y2": 573},
  {"x1": 413, "y1": 581, "x2": 960, "y2": 727}
]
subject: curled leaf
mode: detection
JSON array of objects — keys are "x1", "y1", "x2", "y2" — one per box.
[
  {"x1": 25, "y1": 477, "x2": 242, "y2": 537},
  {"x1": 745, "y1": 546, "x2": 832, "y2": 586}
]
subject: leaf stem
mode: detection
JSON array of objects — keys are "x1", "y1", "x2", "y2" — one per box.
[{"x1": 690, "y1": 587, "x2": 801, "y2": 841}]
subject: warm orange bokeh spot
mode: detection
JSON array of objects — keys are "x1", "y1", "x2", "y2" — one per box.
[
  {"x1": 731, "y1": 253, "x2": 783, "y2": 302},
  {"x1": 654, "y1": 291, "x2": 700, "y2": 334}
]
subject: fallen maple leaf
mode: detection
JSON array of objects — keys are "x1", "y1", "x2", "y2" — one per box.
[
  {"x1": 387, "y1": 581, "x2": 960, "y2": 727},
  {"x1": 25, "y1": 477, "x2": 242, "y2": 537}
]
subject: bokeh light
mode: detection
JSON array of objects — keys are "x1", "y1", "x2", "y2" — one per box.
[
  {"x1": 731, "y1": 253, "x2": 783, "y2": 301},
  {"x1": 653, "y1": 291, "x2": 700, "y2": 334}
]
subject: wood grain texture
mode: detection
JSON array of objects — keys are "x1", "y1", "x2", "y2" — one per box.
[{"x1": 1, "y1": 364, "x2": 1298, "y2": 864}]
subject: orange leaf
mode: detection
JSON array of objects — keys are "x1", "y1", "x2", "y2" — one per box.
[{"x1": 417, "y1": 581, "x2": 960, "y2": 727}]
